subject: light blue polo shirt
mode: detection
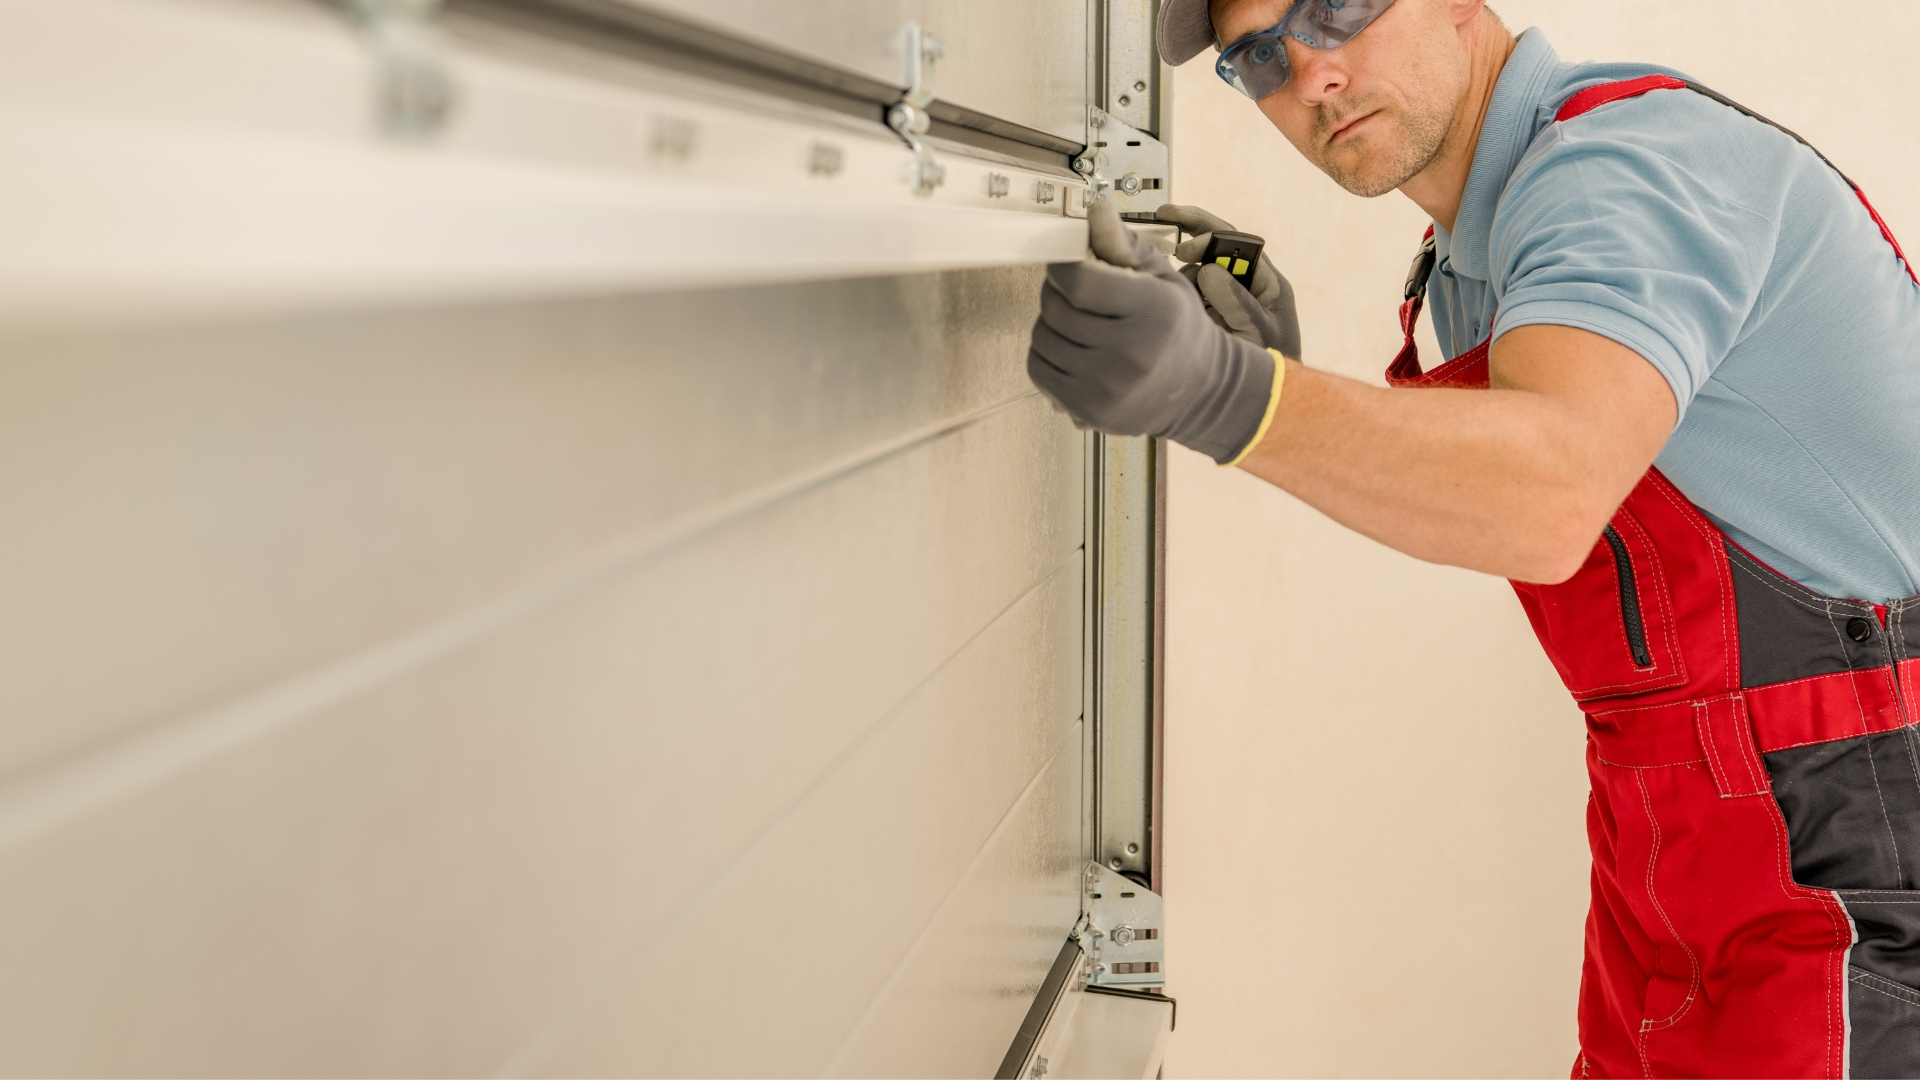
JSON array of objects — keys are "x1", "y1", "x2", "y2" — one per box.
[{"x1": 1427, "y1": 29, "x2": 1920, "y2": 603}]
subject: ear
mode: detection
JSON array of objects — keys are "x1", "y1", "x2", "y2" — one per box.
[{"x1": 1446, "y1": 0, "x2": 1488, "y2": 29}]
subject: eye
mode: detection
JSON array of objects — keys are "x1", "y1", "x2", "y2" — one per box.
[{"x1": 1251, "y1": 41, "x2": 1275, "y2": 64}]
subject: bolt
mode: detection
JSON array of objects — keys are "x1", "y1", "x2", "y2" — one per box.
[
  {"x1": 806, "y1": 141, "x2": 843, "y2": 177},
  {"x1": 1072, "y1": 156, "x2": 1096, "y2": 175},
  {"x1": 648, "y1": 116, "x2": 698, "y2": 161},
  {"x1": 1117, "y1": 94, "x2": 1132, "y2": 107},
  {"x1": 908, "y1": 157, "x2": 945, "y2": 194},
  {"x1": 1112, "y1": 925, "x2": 1136, "y2": 945},
  {"x1": 1117, "y1": 174, "x2": 1141, "y2": 195},
  {"x1": 1125, "y1": 842, "x2": 1140, "y2": 855},
  {"x1": 1108, "y1": 856, "x2": 1124, "y2": 870},
  {"x1": 888, "y1": 102, "x2": 930, "y2": 136}
]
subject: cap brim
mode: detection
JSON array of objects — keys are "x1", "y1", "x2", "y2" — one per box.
[{"x1": 1156, "y1": 0, "x2": 1217, "y2": 66}]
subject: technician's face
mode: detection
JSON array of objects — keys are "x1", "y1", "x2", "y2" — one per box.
[{"x1": 1211, "y1": 0, "x2": 1471, "y2": 197}]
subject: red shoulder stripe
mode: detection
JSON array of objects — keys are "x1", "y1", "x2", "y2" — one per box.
[
  {"x1": 1854, "y1": 188, "x2": 1916, "y2": 285},
  {"x1": 1554, "y1": 74, "x2": 1687, "y2": 122}
]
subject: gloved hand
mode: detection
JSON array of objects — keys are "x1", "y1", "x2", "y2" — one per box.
[
  {"x1": 1027, "y1": 200, "x2": 1280, "y2": 465},
  {"x1": 1153, "y1": 204, "x2": 1302, "y2": 360}
]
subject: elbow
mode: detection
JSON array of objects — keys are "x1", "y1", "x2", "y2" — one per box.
[
  {"x1": 1511, "y1": 545, "x2": 1590, "y2": 586},
  {"x1": 1500, "y1": 512, "x2": 1610, "y2": 585}
]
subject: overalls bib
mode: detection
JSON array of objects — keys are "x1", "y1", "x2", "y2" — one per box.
[{"x1": 1388, "y1": 75, "x2": 1920, "y2": 1078}]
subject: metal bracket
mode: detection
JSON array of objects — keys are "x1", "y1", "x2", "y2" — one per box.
[
  {"x1": 339, "y1": 0, "x2": 455, "y2": 138},
  {"x1": 887, "y1": 21, "x2": 946, "y2": 195},
  {"x1": 1072, "y1": 107, "x2": 1168, "y2": 214},
  {"x1": 1080, "y1": 862, "x2": 1165, "y2": 989}
]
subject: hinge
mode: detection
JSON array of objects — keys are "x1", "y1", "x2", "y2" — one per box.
[
  {"x1": 338, "y1": 0, "x2": 455, "y2": 138},
  {"x1": 1073, "y1": 107, "x2": 1168, "y2": 214},
  {"x1": 886, "y1": 21, "x2": 946, "y2": 196},
  {"x1": 1080, "y1": 862, "x2": 1165, "y2": 989}
]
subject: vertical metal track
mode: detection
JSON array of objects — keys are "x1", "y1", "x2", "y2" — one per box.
[
  {"x1": 1101, "y1": 0, "x2": 1161, "y2": 135},
  {"x1": 1004, "y1": 7, "x2": 1166, "y2": 1070},
  {"x1": 1150, "y1": 436, "x2": 1168, "y2": 895},
  {"x1": 1082, "y1": 0, "x2": 1164, "y2": 890},
  {"x1": 1092, "y1": 432, "x2": 1158, "y2": 882}
]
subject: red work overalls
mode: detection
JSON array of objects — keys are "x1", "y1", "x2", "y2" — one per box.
[{"x1": 1387, "y1": 76, "x2": 1920, "y2": 1077}]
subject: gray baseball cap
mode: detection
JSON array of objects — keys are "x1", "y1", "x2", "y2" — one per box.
[{"x1": 1157, "y1": 0, "x2": 1219, "y2": 66}]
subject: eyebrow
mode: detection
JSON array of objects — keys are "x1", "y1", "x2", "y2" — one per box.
[{"x1": 1219, "y1": 1, "x2": 1289, "y2": 46}]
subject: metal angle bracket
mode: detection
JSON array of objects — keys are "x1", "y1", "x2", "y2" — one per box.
[
  {"x1": 1072, "y1": 107, "x2": 1168, "y2": 214},
  {"x1": 887, "y1": 21, "x2": 946, "y2": 195},
  {"x1": 337, "y1": 0, "x2": 456, "y2": 138},
  {"x1": 1079, "y1": 862, "x2": 1165, "y2": 989}
]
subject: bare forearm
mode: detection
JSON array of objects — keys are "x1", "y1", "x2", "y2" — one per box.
[{"x1": 1238, "y1": 331, "x2": 1672, "y2": 582}]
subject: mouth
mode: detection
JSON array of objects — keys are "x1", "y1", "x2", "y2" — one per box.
[{"x1": 1326, "y1": 109, "x2": 1380, "y2": 146}]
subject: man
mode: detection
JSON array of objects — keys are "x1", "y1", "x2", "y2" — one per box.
[{"x1": 1028, "y1": 0, "x2": 1920, "y2": 1074}]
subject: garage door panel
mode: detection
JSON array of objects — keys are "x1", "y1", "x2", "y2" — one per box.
[
  {"x1": 529, "y1": 595, "x2": 1083, "y2": 1077},
  {"x1": 0, "y1": 266, "x2": 1044, "y2": 785},
  {"x1": 823, "y1": 712, "x2": 1083, "y2": 1079},
  {"x1": 0, "y1": 391, "x2": 1080, "y2": 1076},
  {"x1": 608, "y1": 0, "x2": 1090, "y2": 144}
]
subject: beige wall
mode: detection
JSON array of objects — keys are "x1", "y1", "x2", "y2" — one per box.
[{"x1": 1159, "y1": 3, "x2": 1920, "y2": 1076}]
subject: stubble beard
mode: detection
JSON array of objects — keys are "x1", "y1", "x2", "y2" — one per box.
[{"x1": 1310, "y1": 95, "x2": 1453, "y2": 198}]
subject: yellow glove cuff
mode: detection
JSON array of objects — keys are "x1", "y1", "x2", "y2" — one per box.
[{"x1": 1219, "y1": 349, "x2": 1287, "y2": 468}]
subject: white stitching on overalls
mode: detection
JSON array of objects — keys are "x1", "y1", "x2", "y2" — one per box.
[{"x1": 1633, "y1": 770, "x2": 1701, "y2": 1052}]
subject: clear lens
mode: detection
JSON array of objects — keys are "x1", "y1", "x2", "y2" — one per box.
[
  {"x1": 1214, "y1": 0, "x2": 1398, "y2": 100},
  {"x1": 1287, "y1": 0, "x2": 1395, "y2": 48},
  {"x1": 1217, "y1": 33, "x2": 1291, "y2": 101}
]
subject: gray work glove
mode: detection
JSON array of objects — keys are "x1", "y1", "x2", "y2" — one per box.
[
  {"x1": 1153, "y1": 204, "x2": 1302, "y2": 360},
  {"x1": 1027, "y1": 200, "x2": 1277, "y2": 464}
]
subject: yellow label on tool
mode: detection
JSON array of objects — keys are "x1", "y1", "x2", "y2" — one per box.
[
  {"x1": 1215, "y1": 257, "x2": 1231, "y2": 269},
  {"x1": 1233, "y1": 258, "x2": 1250, "y2": 276}
]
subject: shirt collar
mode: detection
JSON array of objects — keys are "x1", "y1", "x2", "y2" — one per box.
[{"x1": 1443, "y1": 28, "x2": 1562, "y2": 282}]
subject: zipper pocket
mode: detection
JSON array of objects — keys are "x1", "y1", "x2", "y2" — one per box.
[{"x1": 1602, "y1": 525, "x2": 1654, "y2": 668}]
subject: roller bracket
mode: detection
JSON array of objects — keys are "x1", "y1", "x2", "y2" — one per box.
[
  {"x1": 889, "y1": 21, "x2": 946, "y2": 195},
  {"x1": 1079, "y1": 107, "x2": 1168, "y2": 214},
  {"x1": 339, "y1": 0, "x2": 455, "y2": 138}
]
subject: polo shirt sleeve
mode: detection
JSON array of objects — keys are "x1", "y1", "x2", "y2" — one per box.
[{"x1": 1489, "y1": 124, "x2": 1776, "y2": 424}]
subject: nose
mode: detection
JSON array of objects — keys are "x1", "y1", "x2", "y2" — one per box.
[{"x1": 1283, "y1": 37, "x2": 1349, "y2": 105}]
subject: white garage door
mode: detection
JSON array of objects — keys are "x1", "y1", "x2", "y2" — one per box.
[{"x1": 0, "y1": 0, "x2": 1166, "y2": 1073}]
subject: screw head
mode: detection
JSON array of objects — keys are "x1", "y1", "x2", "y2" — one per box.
[
  {"x1": 1125, "y1": 841, "x2": 1140, "y2": 855},
  {"x1": 1117, "y1": 174, "x2": 1141, "y2": 194},
  {"x1": 1112, "y1": 925, "x2": 1136, "y2": 945},
  {"x1": 1108, "y1": 856, "x2": 1124, "y2": 870},
  {"x1": 1117, "y1": 94, "x2": 1131, "y2": 107},
  {"x1": 1134, "y1": 80, "x2": 1147, "y2": 92},
  {"x1": 1072, "y1": 156, "x2": 1096, "y2": 175}
]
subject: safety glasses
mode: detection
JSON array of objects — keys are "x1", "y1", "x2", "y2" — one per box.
[{"x1": 1214, "y1": 0, "x2": 1399, "y2": 101}]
